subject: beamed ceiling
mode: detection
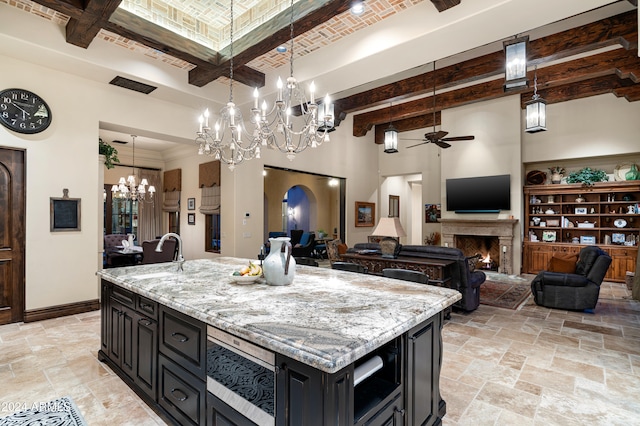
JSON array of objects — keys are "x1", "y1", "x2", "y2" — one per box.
[{"x1": 4, "y1": 0, "x2": 639, "y2": 147}]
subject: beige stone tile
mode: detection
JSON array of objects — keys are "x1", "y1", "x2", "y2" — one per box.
[
  {"x1": 631, "y1": 354, "x2": 640, "y2": 376},
  {"x1": 444, "y1": 322, "x2": 500, "y2": 340},
  {"x1": 518, "y1": 364, "x2": 575, "y2": 393},
  {"x1": 440, "y1": 376, "x2": 481, "y2": 422},
  {"x1": 554, "y1": 344, "x2": 632, "y2": 374},
  {"x1": 506, "y1": 341, "x2": 554, "y2": 369},
  {"x1": 535, "y1": 330, "x2": 580, "y2": 349},
  {"x1": 457, "y1": 336, "x2": 510, "y2": 362},
  {"x1": 550, "y1": 356, "x2": 605, "y2": 383},
  {"x1": 442, "y1": 352, "x2": 474, "y2": 381},
  {"x1": 603, "y1": 334, "x2": 640, "y2": 356},
  {"x1": 455, "y1": 399, "x2": 502, "y2": 426},
  {"x1": 10, "y1": 347, "x2": 67, "y2": 374},
  {"x1": 86, "y1": 375, "x2": 140, "y2": 410},
  {"x1": 475, "y1": 382, "x2": 539, "y2": 419},
  {"x1": 514, "y1": 380, "x2": 542, "y2": 396},
  {"x1": 458, "y1": 358, "x2": 520, "y2": 388},
  {"x1": 495, "y1": 327, "x2": 538, "y2": 345},
  {"x1": 499, "y1": 351, "x2": 526, "y2": 371},
  {"x1": 0, "y1": 340, "x2": 33, "y2": 365},
  {"x1": 600, "y1": 369, "x2": 640, "y2": 412},
  {"x1": 0, "y1": 363, "x2": 14, "y2": 382},
  {"x1": 579, "y1": 337, "x2": 604, "y2": 351},
  {"x1": 622, "y1": 324, "x2": 640, "y2": 339}
]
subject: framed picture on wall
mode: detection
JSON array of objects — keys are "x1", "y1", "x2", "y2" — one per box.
[
  {"x1": 425, "y1": 204, "x2": 441, "y2": 223},
  {"x1": 355, "y1": 202, "x2": 375, "y2": 227},
  {"x1": 187, "y1": 198, "x2": 195, "y2": 210},
  {"x1": 50, "y1": 189, "x2": 81, "y2": 232},
  {"x1": 188, "y1": 213, "x2": 195, "y2": 225}
]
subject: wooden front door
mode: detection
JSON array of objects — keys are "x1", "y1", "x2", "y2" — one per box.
[{"x1": 0, "y1": 147, "x2": 25, "y2": 325}]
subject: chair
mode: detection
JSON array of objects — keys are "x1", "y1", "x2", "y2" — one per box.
[
  {"x1": 530, "y1": 245, "x2": 612, "y2": 311},
  {"x1": 382, "y1": 268, "x2": 429, "y2": 284},
  {"x1": 104, "y1": 233, "x2": 132, "y2": 267},
  {"x1": 326, "y1": 239, "x2": 347, "y2": 265},
  {"x1": 332, "y1": 262, "x2": 368, "y2": 274},
  {"x1": 290, "y1": 229, "x2": 304, "y2": 247},
  {"x1": 141, "y1": 239, "x2": 177, "y2": 264},
  {"x1": 291, "y1": 232, "x2": 316, "y2": 258},
  {"x1": 296, "y1": 257, "x2": 319, "y2": 267}
]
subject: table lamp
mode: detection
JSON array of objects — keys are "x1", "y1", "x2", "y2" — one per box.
[{"x1": 371, "y1": 217, "x2": 406, "y2": 258}]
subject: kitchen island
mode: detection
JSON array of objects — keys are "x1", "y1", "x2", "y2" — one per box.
[{"x1": 97, "y1": 258, "x2": 460, "y2": 426}]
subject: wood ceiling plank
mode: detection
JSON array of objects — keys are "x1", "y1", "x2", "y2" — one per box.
[
  {"x1": 430, "y1": 0, "x2": 461, "y2": 13},
  {"x1": 373, "y1": 112, "x2": 441, "y2": 145}
]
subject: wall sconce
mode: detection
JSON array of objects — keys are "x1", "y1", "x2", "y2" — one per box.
[
  {"x1": 503, "y1": 36, "x2": 528, "y2": 91},
  {"x1": 525, "y1": 66, "x2": 547, "y2": 133},
  {"x1": 383, "y1": 124, "x2": 398, "y2": 153}
]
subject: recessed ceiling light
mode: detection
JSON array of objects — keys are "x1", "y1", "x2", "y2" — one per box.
[
  {"x1": 350, "y1": 1, "x2": 365, "y2": 16},
  {"x1": 276, "y1": 45, "x2": 287, "y2": 53}
]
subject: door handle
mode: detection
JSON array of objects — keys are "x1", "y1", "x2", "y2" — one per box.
[
  {"x1": 170, "y1": 388, "x2": 188, "y2": 401},
  {"x1": 171, "y1": 332, "x2": 188, "y2": 342},
  {"x1": 138, "y1": 318, "x2": 152, "y2": 326}
]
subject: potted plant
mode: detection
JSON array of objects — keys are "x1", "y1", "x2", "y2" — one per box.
[
  {"x1": 99, "y1": 138, "x2": 120, "y2": 169},
  {"x1": 548, "y1": 166, "x2": 565, "y2": 184},
  {"x1": 566, "y1": 167, "x2": 608, "y2": 186}
]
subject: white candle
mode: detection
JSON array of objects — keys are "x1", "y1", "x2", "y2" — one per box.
[
  {"x1": 253, "y1": 87, "x2": 259, "y2": 109},
  {"x1": 277, "y1": 77, "x2": 283, "y2": 101},
  {"x1": 198, "y1": 115, "x2": 203, "y2": 133},
  {"x1": 309, "y1": 81, "x2": 315, "y2": 103},
  {"x1": 204, "y1": 108, "x2": 210, "y2": 127}
]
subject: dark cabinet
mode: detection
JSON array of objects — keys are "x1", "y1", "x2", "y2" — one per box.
[
  {"x1": 206, "y1": 392, "x2": 258, "y2": 426},
  {"x1": 158, "y1": 354, "x2": 206, "y2": 426},
  {"x1": 134, "y1": 311, "x2": 157, "y2": 400},
  {"x1": 405, "y1": 312, "x2": 443, "y2": 426},
  {"x1": 276, "y1": 356, "x2": 326, "y2": 426}
]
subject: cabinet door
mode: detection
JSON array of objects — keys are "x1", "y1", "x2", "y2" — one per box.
[
  {"x1": 524, "y1": 244, "x2": 554, "y2": 274},
  {"x1": 207, "y1": 392, "x2": 258, "y2": 426},
  {"x1": 362, "y1": 391, "x2": 403, "y2": 426},
  {"x1": 607, "y1": 247, "x2": 637, "y2": 282},
  {"x1": 101, "y1": 281, "x2": 110, "y2": 353},
  {"x1": 135, "y1": 311, "x2": 157, "y2": 400},
  {"x1": 405, "y1": 313, "x2": 442, "y2": 426},
  {"x1": 276, "y1": 355, "x2": 324, "y2": 426},
  {"x1": 158, "y1": 354, "x2": 206, "y2": 426}
]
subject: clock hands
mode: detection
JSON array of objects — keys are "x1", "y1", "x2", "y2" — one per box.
[{"x1": 12, "y1": 103, "x2": 31, "y2": 120}]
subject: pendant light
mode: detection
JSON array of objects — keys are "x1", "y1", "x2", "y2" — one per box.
[
  {"x1": 525, "y1": 66, "x2": 547, "y2": 133},
  {"x1": 503, "y1": 36, "x2": 529, "y2": 91},
  {"x1": 383, "y1": 103, "x2": 398, "y2": 153}
]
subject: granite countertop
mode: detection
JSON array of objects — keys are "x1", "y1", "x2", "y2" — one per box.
[{"x1": 97, "y1": 258, "x2": 461, "y2": 373}]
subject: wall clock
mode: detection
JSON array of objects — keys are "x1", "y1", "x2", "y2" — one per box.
[{"x1": 0, "y1": 88, "x2": 52, "y2": 134}]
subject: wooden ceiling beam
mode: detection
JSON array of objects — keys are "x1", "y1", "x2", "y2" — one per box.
[
  {"x1": 65, "y1": 0, "x2": 122, "y2": 48},
  {"x1": 189, "y1": 0, "x2": 353, "y2": 87},
  {"x1": 430, "y1": 0, "x2": 461, "y2": 13},
  {"x1": 334, "y1": 10, "x2": 637, "y2": 124},
  {"x1": 528, "y1": 75, "x2": 637, "y2": 106},
  {"x1": 373, "y1": 112, "x2": 441, "y2": 145}
]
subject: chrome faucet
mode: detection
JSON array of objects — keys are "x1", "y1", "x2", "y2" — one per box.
[{"x1": 156, "y1": 232, "x2": 185, "y2": 271}]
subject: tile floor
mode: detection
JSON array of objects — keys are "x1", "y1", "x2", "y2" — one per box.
[{"x1": 0, "y1": 278, "x2": 638, "y2": 425}]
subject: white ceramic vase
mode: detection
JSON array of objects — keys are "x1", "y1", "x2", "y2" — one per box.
[{"x1": 263, "y1": 237, "x2": 296, "y2": 286}]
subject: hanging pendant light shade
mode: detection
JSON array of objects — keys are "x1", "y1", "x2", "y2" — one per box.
[
  {"x1": 525, "y1": 66, "x2": 547, "y2": 133},
  {"x1": 384, "y1": 124, "x2": 398, "y2": 153},
  {"x1": 503, "y1": 36, "x2": 529, "y2": 91}
]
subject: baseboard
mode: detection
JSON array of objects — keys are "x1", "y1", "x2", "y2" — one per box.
[{"x1": 24, "y1": 299, "x2": 100, "y2": 323}]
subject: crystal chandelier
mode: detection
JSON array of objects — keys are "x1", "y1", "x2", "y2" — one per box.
[
  {"x1": 111, "y1": 135, "x2": 156, "y2": 202},
  {"x1": 249, "y1": 0, "x2": 334, "y2": 161},
  {"x1": 195, "y1": 0, "x2": 261, "y2": 170}
]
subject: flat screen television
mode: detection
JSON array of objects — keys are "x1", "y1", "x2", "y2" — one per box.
[{"x1": 446, "y1": 174, "x2": 511, "y2": 213}]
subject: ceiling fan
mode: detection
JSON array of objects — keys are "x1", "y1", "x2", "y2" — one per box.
[{"x1": 405, "y1": 61, "x2": 475, "y2": 149}]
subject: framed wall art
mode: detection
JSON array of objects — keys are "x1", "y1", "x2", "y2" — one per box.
[
  {"x1": 355, "y1": 201, "x2": 375, "y2": 227},
  {"x1": 187, "y1": 197, "x2": 196, "y2": 210},
  {"x1": 188, "y1": 213, "x2": 196, "y2": 225}
]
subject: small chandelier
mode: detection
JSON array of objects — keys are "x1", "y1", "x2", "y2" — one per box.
[
  {"x1": 525, "y1": 66, "x2": 547, "y2": 133},
  {"x1": 503, "y1": 36, "x2": 528, "y2": 91},
  {"x1": 195, "y1": 0, "x2": 261, "y2": 170},
  {"x1": 249, "y1": 0, "x2": 334, "y2": 161},
  {"x1": 111, "y1": 135, "x2": 155, "y2": 202}
]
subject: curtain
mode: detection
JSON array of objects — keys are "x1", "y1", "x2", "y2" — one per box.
[
  {"x1": 199, "y1": 185, "x2": 220, "y2": 214},
  {"x1": 163, "y1": 190, "x2": 180, "y2": 212},
  {"x1": 138, "y1": 168, "x2": 162, "y2": 242}
]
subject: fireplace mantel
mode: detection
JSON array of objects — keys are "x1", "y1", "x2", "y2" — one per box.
[{"x1": 439, "y1": 219, "x2": 519, "y2": 274}]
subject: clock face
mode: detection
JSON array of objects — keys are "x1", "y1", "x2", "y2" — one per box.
[{"x1": 0, "y1": 88, "x2": 52, "y2": 134}]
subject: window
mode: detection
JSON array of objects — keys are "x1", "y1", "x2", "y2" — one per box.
[{"x1": 206, "y1": 214, "x2": 220, "y2": 252}]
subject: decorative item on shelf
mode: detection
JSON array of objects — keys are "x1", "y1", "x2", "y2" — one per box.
[
  {"x1": 547, "y1": 219, "x2": 560, "y2": 227},
  {"x1": 575, "y1": 196, "x2": 585, "y2": 203},
  {"x1": 547, "y1": 195, "x2": 555, "y2": 203},
  {"x1": 577, "y1": 221, "x2": 595, "y2": 228},
  {"x1": 604, "y1": 234, "x2": 612, "y2": 245},
  {"x1": 614, "y1": 218, "x2": 627, "y2": 228},
  {"x1": 567, "y1": 167, "x2": 608, "y2": 186},
  {"x1": 580, "y1": 235, "x2": 596, "y2": 244},
  {"x1": 575, "y1": 207, "x2": 587, "y2": 214},
  {"x1": 542, "y1": 230, "x2": 556, "y2": 242},
  {"x1": 612, "y1": 233, "x2": 626, "y2": 244},
  {"x1": 545, "y1": 208, "x2": 555, "y2": 214},
  {"x1": 622, "y1": 194, "x2": 635, "y2": 201},
  {"x1": 548, "y1": 167, "x2": 565, "y2": 184},
  {"x1": 532, "y1": 217, "x2": 541, "y2": 225},
  {"x1": 626, "y1": 164, "x2": 640, "y2": 181},
  {"x1": 111, "y1": 135, "x2": 155, "y2": 202},
  {"x1": 526, "y1": 170, "x2": 546, "y2": 185},
  {"x1": 99, "y1": 138, "x2": 120, "y2": 169},
  {"x1": 262, "y1": 237, "x2": 296, "y2": 286},
  {"x1": 572, "y1": 237, "x2": 580, "y2": 244},
  {"x1": 614, "y1": 163, "x2": 639, "y2": 181}
]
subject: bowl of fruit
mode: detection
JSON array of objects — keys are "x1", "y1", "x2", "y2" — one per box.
[{"x1": 230, "y1": 262, "x2": 263, "y2": 284}]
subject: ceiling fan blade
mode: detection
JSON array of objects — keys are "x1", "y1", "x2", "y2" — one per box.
[
  {"x1": 434, "y1": 140, "x2": 451, "y2": 148},
  {"x1": 406, "y1": 141, "x2": 430, "y2": 149},
  {"x1": 400, "y1": 138, "x2": 429, "y2": 142},
  {"x1": 441, "y1": 135, "x2": 475, "y2": 142},
  {"x1": 434, "y1": 130, "x2": 449, "y2": 140}
]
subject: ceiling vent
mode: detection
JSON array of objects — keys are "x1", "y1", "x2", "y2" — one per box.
[{"x1": 109, "y1": 76, "x2": 157, "y2": 94}]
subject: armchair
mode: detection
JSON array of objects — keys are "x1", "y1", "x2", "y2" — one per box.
[
  {"x1": 530, "y1": 245, "x2": 612, "y2": 311},
  {"x1": 292, "y1": 232, "x2": 315, "y2": 258}
]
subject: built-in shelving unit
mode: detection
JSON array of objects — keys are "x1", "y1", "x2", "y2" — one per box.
[{"x1": 523, "y1": 181, "x2": 639, "y2": 282}]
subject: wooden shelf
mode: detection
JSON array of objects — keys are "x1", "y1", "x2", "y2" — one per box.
[{"x1": 523, "y1": 181, "x2": 639, "y2": 282}]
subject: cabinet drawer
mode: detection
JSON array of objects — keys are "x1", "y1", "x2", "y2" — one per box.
[
  {"x1": 111, "y1": 286, "x2": 135, "y2": 308},
  {"x1": 158, "y1": 354, "x2": 206, "y2": 426},
  {"x1": 160, "y1": 306, "x2": 207, "y2": 377},
  {"x1": 137, "y1": 296, "x2": 158, "y2": 320}
]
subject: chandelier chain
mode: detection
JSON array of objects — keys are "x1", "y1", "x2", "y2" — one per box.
[
  {"x1": 229, "y1": 0, "x2": 234, "y2": 103},
  {"x1": 289, "y1": 0, "x2": 294, "y2": 78}
]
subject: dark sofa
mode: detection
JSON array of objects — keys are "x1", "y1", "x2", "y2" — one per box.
[
  {"x1": 347, "y1": 243, "x2": 486, "y2": 312},
  {"x1": 399, "y1": 245, "x2": 486, "y2": 312}
]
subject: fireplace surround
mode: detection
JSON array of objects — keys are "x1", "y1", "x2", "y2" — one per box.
[{"x1": 440, "y1": 219, "x2": 519, "y2": 275}]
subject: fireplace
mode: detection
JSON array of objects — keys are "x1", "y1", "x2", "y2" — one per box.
[{"x1": 440, "y1": 219, "x2": 518, "y2": 275}]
